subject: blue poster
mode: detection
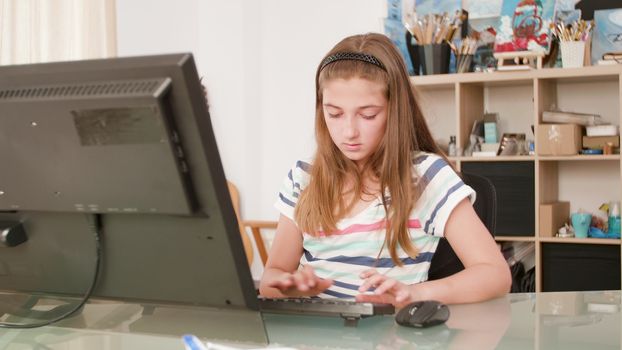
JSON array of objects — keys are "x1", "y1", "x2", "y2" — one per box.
[
  {"x1": 415, "y1": 0, "x2": 460, "y2": 15},
  {"x1": 466, "y1": 0, "x2": 503, "y2": 19},
  {"x1": 592, "y1": 9, "x2": 622, "y2": 64}
]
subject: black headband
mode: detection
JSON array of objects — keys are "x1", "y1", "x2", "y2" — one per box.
[{"x1": 319, "y1": 52, "x2": 386, "y2": 71}]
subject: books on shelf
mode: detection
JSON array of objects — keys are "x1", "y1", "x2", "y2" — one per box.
[
  {"x1": 602, "y1": 52, "x2": 622, "y2": 61},
  {"x1": 542, "y1": 111, "x2": 602, "y2": 126},
  {"x1": 597, "y1": 59, "x2": 621, "y2": 66}
]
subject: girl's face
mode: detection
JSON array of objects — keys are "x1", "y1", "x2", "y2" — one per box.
[{"x1": 322, "y1": 77, "x2": 388, "y2": 167}]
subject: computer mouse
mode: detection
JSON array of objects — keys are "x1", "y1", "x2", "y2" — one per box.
[{"x1": 395, "y1": 300, "x2": 450, "y2": 328}]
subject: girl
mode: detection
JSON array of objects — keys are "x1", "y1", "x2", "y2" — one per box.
[{"x1": 259, "y1": 33, "x2": 511, "y2": 307}]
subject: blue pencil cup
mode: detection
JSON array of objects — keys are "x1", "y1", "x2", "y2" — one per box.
[{"x1": 571, "y1": 212, "x2": 591, "y2": 238}]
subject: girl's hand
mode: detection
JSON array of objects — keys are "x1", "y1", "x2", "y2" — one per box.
[
  {"x1": 355, "y1": 269, "x2": 414, "y2": 308},
  {"x1": 266, "y1": 265, "x2": 333, "y2": 297}
]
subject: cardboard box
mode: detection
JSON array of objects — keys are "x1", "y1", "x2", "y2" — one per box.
[
  {"x1": 539, "y1": 201, "x2": 570, "y2": 237},
  {"x1": 537, "y1": 124, "x2": 583, "y2": 155},
  {"x1": 582, "y1": 135, "x2": 620, "y2": 149}
]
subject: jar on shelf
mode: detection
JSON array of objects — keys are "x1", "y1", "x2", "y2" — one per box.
[
  {"x1": 448, "y1": 135, "x2": 457, "y2": 157},
  {"x1": 608, "y1": 201, "x2": 621, "y2": 235}
]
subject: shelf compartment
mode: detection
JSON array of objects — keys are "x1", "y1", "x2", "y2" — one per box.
[
  {"x1": 557, "y1": 161, "x2": 621, "y2": 216},
  {"x1": 455, "y1": 81, "x2": 534, "y2": 159},
  {"x1": 541, "y1": 243, "x2": 620, "y2": 292},
  {"x1": 538, "y1": 77, "x2": 620, "y2": 127},
  {"x1": 462, "y1": 161, "x2": 535, "y2": 237}
]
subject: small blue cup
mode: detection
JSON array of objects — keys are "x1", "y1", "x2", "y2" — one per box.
[{"x1": 571, "y1": 213, "x2": 592, "y2": 238}]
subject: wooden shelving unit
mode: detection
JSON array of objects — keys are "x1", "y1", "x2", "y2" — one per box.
[{"x1": 412, "y1": 65, "x2": 622, "y2": 292}]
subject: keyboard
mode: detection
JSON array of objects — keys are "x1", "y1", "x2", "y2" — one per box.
[{"x1": 258, "y1": 297, "x2": 395, "y2": 326}]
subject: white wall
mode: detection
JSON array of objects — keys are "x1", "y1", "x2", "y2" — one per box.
[{"x1": 117, "y1": 0, "x2": 385, "y2": 221}]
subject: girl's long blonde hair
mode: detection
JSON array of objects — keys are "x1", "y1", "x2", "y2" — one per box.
[{"x1": 295, "y1": 33, "x2": 445, "y2": 265}]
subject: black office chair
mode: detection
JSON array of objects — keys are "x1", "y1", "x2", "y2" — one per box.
[{"x1": 427, "y1": 172, "x2": 497, "y2": 280}]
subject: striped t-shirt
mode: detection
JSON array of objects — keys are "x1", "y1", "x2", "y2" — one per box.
[{"x1": 274, "y1": 152, "x2": 475, "y2": 299}]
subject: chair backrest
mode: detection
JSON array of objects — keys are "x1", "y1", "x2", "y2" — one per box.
[
  {"x1": 461, "y1": 172, "x2": 497, "y2": 233},
  {"x1": 427, "y1": 172, "x2": 497, "y2": 280},
  {"x1": 227, "y1": 181, "x2": 254, "y2": 265}
]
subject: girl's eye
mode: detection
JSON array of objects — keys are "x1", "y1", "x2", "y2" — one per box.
[
  {"x1": 328, "y1": 113, "x2": 342, "y2": 118},
  {"x1": 361, "y1": 114, "x2": 377, "y2": 120}
]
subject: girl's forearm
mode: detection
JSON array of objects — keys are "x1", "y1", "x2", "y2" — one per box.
[{"x1": 411, "y1": 263, "x2": 511, "y2": 304}]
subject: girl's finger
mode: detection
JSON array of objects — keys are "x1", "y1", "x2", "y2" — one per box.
[
  {"x1": 268, "y1": 274, "x2": 293, "y2": 289},
  {"x1": 373, "y1": 278, "x2": 398, "y2": 295},
  {"x1": 395, "y1": 289, "x2": 411, "y2": 303},
  {"x1": 359, "y1": 268, "x2": 378, "y2": 279},
  {"x1": 358, "y1": 273, "x2": 386, "y2": 292},
  {"x1": 301, "y1": 265, "x2": 317, "y2": 288},
  {"x1": 292, "y1": 272, "x2": 309, "y2": 291},
  {"x1": 355, "y1": 292, "x2": 395, "y2": 305}
]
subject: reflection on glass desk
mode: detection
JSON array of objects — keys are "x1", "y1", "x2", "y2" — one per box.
[{"x1": 0, "y1": 291, "x2": 620, "y2": 349}]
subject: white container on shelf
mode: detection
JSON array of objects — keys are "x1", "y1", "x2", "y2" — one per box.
[
  {"x1": 586, "y1": 124, "x2": 619, "y2": 137},
  {"x1": 560, "y1": 41, "x2": 585, "y2": 68}
]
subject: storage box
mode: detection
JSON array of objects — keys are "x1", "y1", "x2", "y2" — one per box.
[
  {"x1": 582, "y1": 135, "x2": 620, "y2": 149},
  {"x1": 539, "y1": 202, "x2": 570, "y2": 237},
  {"x1": 537, "y1": 124, "x2": 583, "y2": 155}
]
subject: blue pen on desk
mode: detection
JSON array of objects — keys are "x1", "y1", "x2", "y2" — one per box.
[
  {"x1": 183, "y1": 334, "x2": 299, "y2": 350},
  {"x1": 182, "y1": 334, "x2": 208, "y2": 350}
]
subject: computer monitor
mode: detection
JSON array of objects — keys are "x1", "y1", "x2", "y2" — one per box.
[{"x1": 0, "y1": 54, "x2": 260, "y2": 312}]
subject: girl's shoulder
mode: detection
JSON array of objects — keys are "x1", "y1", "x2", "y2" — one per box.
[
  {"x1": 411, "y1": 151, "x2": 461, "y2": 189},
  {"x1": 285, "y1": 158, "x2": 313, "y2": 189},
  {"x1": 412, "y1": 151, "x2": 450, "y2": 171}
]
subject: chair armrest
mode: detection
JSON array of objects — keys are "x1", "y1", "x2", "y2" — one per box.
[
  {"x1": 242, "y1": 220, "x2": 277, "y2": 265},
  {"x1": 243, "y1": 220, "x2": 277, "y2": 229}
]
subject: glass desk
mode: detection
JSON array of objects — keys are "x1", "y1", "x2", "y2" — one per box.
[{"x1": 0, "y1": 290, "x2": 620, "y2": 349}]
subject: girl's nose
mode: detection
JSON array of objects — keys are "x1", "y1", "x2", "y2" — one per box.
[{"x1": 344, "y1": 116, "x2": 359, "y2": 139}]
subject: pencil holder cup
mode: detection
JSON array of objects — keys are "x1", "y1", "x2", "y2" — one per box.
[
  {"x1": 560, "y1": 41, "x2": 585, "y2": 68},
  {"x1": 417, "y1": 43, "x2": 450, "y2": 75},
  {"x1": 404, "y1": 31, "x2": 422, "y2": 75},
  {"x1": 455, "y1": 54, "x2": 474, "y2": 73},
  {"x1": 571, "y1": 212, "x2": 591, "y2": 238}
]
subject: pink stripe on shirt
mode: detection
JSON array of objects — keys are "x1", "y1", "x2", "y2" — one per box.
[{"x1": 317, "y1": 219, "x2": 421, "y2": 236}]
